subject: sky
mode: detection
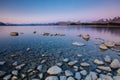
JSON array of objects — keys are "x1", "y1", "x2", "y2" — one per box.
[{"x1": 0, "y1": 0, "x2": 120, "y2": 23}]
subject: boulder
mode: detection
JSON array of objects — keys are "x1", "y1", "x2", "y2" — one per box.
[
  {"x1": 97, "y1": 66, "x2": 111, "y2": 72},
  {"x1": 80, "y1": 62, "x2": 90, "y2": 67},
  {"x1": 10, "y1": 32, "x2": 19, "y2": 36},
  {"x1": 104, "y1": 41, "x2": 115, "y2": 48},
  {"x1": 94, "y1": 59, "x2": 104, "y2": 65},
  {"x1": 47, "y1": 66, "x2": 62, "y2": 75},
  {"x1": 110, "y1": 59, "x2": 120, "y2": 69},
  {"x1": 72, "y1": 42, "x2": 85, "y2": 46},
  {"x1": 65, "y1": 70, "x2": 73, "y2": 77},
  {"x1": 82, "y1": 34, "x2": 90, "y2": 41},
  {"x1": 99, "y1": 44, "x2": 108, "y2": 50},
  {"x1": 115, "y1": 42, "x2": 120, "y2": 46},
  {"x1": 45, "y1": 76, "x2": 59, "y2": 80}
]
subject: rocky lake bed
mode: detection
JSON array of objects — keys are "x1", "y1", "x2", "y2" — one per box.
[{"x1": 0, "y1": 26, "x2": 120, "y2": 80}]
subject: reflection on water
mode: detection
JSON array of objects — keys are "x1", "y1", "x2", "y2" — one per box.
[{"x1": 0, "y1": 25, "x2": 120, "y2": 76}]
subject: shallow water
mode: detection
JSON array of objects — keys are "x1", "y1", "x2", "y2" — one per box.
[{"x1": 0, "y1": 25, "x2": 120, "y2": 78}]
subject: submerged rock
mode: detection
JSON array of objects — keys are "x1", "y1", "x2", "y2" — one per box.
[
  {"x1": 0, "y1": 61, "x2": 5, "y2": 66},
  {"x1": 94, "y1": 59, "x2": 104, "y2": 65},
  {"x1": 85, "y1": 72, "x2": 98, "y2": 80},
  {"x1": 47, "y1": 66, "x2": 62, "y2": 75},
  {"x1": 3, "y1": 74, "x2": 12, "y2": 80},
  {"x1": 97, "y1": 66, "x2": 112, "y2": 72},
  {"x1": 72, "y1": 42, "x2": 85, "y2": 46},
  {"x1": 12, "y1": 61, "x2": 18, "y2": 66},
  {"x1": 60, "y1": 76, "x2": 67, "y2": 80},
  {"x1": 15, "y1": 64, "x2": 26, "y2": 70},
  {"x1": 42, "y1": 32, "x2": 50, "y2": 36},
  {"x1": 45, "y1": 76, "x2": 59, "y2": 80},
  {"x1": 99, "y1": 44, "x2": 108, "y2": 50},
  {"x1": 80, "y1": 62, "x2": 90, "y2": 67},
  {"x1": 67, "y1": 77, "x2": 75, "y2": 80},
  {"x1": 10, "y1": 32, "x2": 19, "y2": 36},
  {"x1": 110, "y1": 59, "x2": 120, "y2": 69},
  {"x1": 0, "y1": 71, "x2": 6, "y2": 77},
  {"x1": 37, "y1": 65, "x2": 43, "y2": 72},
  {"x1": 80, "y1": 70, "x2": 87, "y2": 76},
  {"x1": 82, "y1": 34, "x2": 90, "y2": 41},
  {"x1": 68, "y1": 60, "x2": 78, "y2": 66},
  {"x1": 63, "y1": 58, "x2": 69, "y2": 63},
  {"x1": 38, "y1": 73, "x2": 43, "y2": 79},
  {"x1": 75, "y1": 72, "x2": 81, "y2": 80},
  {"x1": 12, "y1": 70, "x2": 18, "y2": 76},
  {"x1": 65, "y1": 70, "x2": 73, "y2": 77},
  {"x1": 104, "y1": 55, "x2": 111, "y2": 63}
]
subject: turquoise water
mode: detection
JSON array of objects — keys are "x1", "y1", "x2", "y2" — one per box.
[{"x1": 0, "y1": 26, "x2": 120, "y2": 75}]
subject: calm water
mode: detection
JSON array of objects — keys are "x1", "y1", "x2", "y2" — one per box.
[{"x1": 0, "y1": 25, "x2": 120, "y2": 74}]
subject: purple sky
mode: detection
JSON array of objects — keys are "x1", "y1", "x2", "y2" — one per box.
[{"x1": 0, "y1": 0, "x2": 120, "y2": 23}]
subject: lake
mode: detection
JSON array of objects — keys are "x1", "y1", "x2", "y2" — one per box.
[{"x1": 0, "y1": 25, "x2": 120, "y2": 79}]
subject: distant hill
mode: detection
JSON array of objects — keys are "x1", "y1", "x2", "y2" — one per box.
[{"x1": 0, "y1": 22, "x2": 6, "y2": 26}]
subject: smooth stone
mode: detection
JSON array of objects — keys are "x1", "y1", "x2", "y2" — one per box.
[
  {"x1": 26, "y1": 48, "x2": 30, "y2": 51},
  {"x1": 63, "y1": 58, "x2": 69, "y2": 62},
  {"x1": 80, "y1": 62, "x2": 90, "y2": 67},
  {"x1": 99, "y1": 44, "x2": 108, "y2": 50},
  {"x1": 99, "y1": 74, "x2": 113, "y2": 80},
  {"x1": 12, "y1": 70, "x2": 18, "y2": 76},
  {"x1": 0, "y1": 61, "x2": 5, "y2": 66},
  {"x1": 38, "y1": 73, "x2": 43, "y2": 79},
  {"x1": 15, "y1": 64, "x2": 26, "y2": 70},
  {"x1": 115, "y1": 42, "x2": 120, "y2": 46},
  {"x1": 80, "y1": 70, "x2": 87, "y2": 76},
  {"x1": 110, "y1": 59, "x2": 120, "y2": 69},
  {"x1": 65, "y1": 70, "x2": 73, "y2": 77},
  {"x1": 82, "y1": 34, "x2": 90, "y2": 41},
  {"x1": 68, "y1": 60, "x2": 78, "y2": 66},
  {"x1": 0, "y1": 71, "x2": 6, "y2": 77},
  {"x1": 10, "y1": 32, "x2": 19, "y2": 36},
  {"x1": 45, "y1": 76, "x2": 59, "y2": 80},
  {"x1": 56, "y1": 63, "x2": 63, "y2": 66},
  {"x1": 12, "y1": 61, "x2": 18, "y2": 66},
  {"x1": 3, "y1": 74, "x2": 12, "y2": 80},
  {"x1": 67, "y1": 77, "x2": 75, "y2": 80},
  {"x1": 11, "y1": 76, "x2": 18, "y2": 80},
  {"x1": 117, "y1": 69, "x2": 120, "y2": 76},
  {"x1": 47, "y1": 66, "x2": 62, "y2": 75},
  {"x1": 96, "y1": 69, "x2": 101, "y2": 73},
  {"x1": 41, "y1": 60, "x2": 46, "y2": 64},
  {"x1": 37, "y1": 65, "x2": 42, "y2": 72},
  {"x1": 77, "y1": 54, "x2": 82, "y2": 57},
  {"x1": 113, "y1": 76, "x2": 120, "y2": 80},
  {"x1": 104, "y1": 56, "x2": 111, "y2": 63},
  {"x1": 85, "y1": 72, "x2": 98, "y2": 80},
  {"x1": 75, "y1": 72, "x2": 81, "y2": 80},
  {"x1": 97, "y1": 66, "x2": 112, "y2": 72},
  {"x1": 104, "y1": 41, "x2": 115, "y2": 48},
  {"x1": 73, "y1": 66, "x2": 78, "y2": 71},
  {"x1": 60, "y1": 76, "x2": 67, "y2": 80},
  {"x1": 94, "y1": 59, "x2": 104, "y2": 65},
  {"x1": 72, "y1": 42, "x2": 85, "y2": 46}
]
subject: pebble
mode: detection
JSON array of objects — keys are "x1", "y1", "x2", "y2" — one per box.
[
  {"x1": 68, "y1": 60, "x2": 78, "y2": 66},
  {"x1": 94, "y1": 59, "x2": 104, "y2": 65},
  {"x1": 11, "y1": 76, "x2": 18, "y2": 80},
  {"x1": 15, "y1": 64, "x2": 26, "y2": 70},
  {"x1": 80, "y1": 62, "x2": 90, "y2": 67},
  {"x1": 12, "y1": 61, "x2": 18, "y2": 66},
  {"x1": 97, "y1": 66, "x2": 112, "y2": 72},
  {"x1": 38, "y1": 73, "x2": 43, "y2": 79},
  {"x1": 85, "y1": 72, "x2": 98, "y2": 80},
  {"x1": 0, "y1": 71, "x2": 6, "y2": 77},
  {"x1": 104, "y1": 55, "x2": 111, "y2": 63},
  {"x1": 113, "y1": 76, "x2": 120, "y2": 80},
  {"x1": 60, "y1": 76, "x2": 67, "y2": 80},
  {"x1": 0, "y1": 61, "x2": 5, "y2": 66},
  {"x1": 47, "y1": 66, "x2": 62, "y2": 75},
  {"x1": 63, "y1": 58, "x2": 69, "y2": 62},
  {"x1": 45, "y1": 76, "x2": 59, "y2": 80},
  {"x1": 3, "y1": 74, "x2": 12, "y2": 80},
  {"x1": 80, "y1": 70, "x2": 87, "y2": 76},
  {"x1": 37, "y1": 65, "x2": 43, "y2": 72},
  {"x1": 75, "y1": 72, "x2": 81, "y2": 80},
  {"x1": 67, "y1": 77, "x2": 75, "y2": 80},
  {"x1": 117, "y1": 69, "x2": 120, "y2": 76},
  {"x1": 12, "y1": 70, "x2": 18, "y2": 76},
  {"x1": 65, "y1": 70, "x2": 73, "y2": 77}
]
